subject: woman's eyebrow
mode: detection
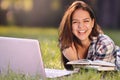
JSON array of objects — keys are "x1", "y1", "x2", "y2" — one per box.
[
  {"x1": 83, "y1": 18, "x2": 90, "y2": 20},
  {"x1": 72, "y1": 19, "x2": 78, "y2": 21},
  {"x1": 72, "y1": 18, "x2": 90, "y2": 21}
]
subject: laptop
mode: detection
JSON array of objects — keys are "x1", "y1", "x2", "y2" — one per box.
[{"x1": 0, "y1": 37, "x2": 77, "y2": 79}]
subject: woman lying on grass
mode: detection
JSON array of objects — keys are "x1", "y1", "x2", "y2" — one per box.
[{"x1": 58, "y1": 0, "x2": 120, "y2": 70}]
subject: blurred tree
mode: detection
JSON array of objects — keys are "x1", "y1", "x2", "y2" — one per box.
[
  {"x1": 1, "y1": 0, "x2": 120, "y2": 29},
  {"x1": 95, "y1": 0, "x2": 120, "y2": 29},
  {"x1": 61, "y1": 0, "x2": 74, "y2": 11},
  {"x1": 29, "y1": 0, "x2": 61, "y2": 27},
  {"x1": 0, "y1": 0, "x2": 7, "y2": 25}
]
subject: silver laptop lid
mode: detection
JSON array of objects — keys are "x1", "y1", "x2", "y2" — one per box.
[{"x1": 0, "y1": 37, "x2": 46, "y2": 78}]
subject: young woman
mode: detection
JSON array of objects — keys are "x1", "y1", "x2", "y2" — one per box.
[{"x1": 58, "y1": 1, "x2": 120, "y2": 70}]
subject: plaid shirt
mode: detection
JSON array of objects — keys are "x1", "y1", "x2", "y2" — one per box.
[
  {"x1": 61, "y1": 34, "x2": 120, "y2": 70},
  {"x1": 87, "y1": 34, "x2": 117, "y2": 63}
]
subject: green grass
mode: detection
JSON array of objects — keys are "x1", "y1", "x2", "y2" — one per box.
[
  {"x1": 0, "y1": 26, "x2": 120, "y2": 80},
  {"x1": 103, "y1": 29, "x2": 120, "y2": 46}
]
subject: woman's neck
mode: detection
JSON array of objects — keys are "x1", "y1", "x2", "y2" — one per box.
[
  {"x1": 75, "y1": 39, "x2": 91, "y2": 59},
  {"x1": 78, "y1": 39, "x2": 91, "y2": 48}
]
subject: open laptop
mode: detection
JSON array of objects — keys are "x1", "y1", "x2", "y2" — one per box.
[{"x1": 0, "y1": 37, "x2": 77, "y2": 79}]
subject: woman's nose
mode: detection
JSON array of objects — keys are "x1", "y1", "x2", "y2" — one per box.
[{"x1": 78, "y1": 22, "x2": 84, "y2": 28}]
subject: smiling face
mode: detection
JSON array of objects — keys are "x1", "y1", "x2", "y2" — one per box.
[{"x1": 72, "y1": 9, "x2": 94, "y2": 42}]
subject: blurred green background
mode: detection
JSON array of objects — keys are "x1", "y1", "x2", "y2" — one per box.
[
  {"x1": 1, "y1": 0, "x2": 120, "y2": 67},
  {"x1": 0, "y1": 0, "x2": 120, "y2": 79}
]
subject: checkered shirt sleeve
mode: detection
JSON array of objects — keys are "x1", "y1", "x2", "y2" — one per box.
[{"x1": 87, "y1": 34, "x2": 116, "y2": 63}]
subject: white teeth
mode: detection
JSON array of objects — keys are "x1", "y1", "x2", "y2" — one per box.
[{"x1": 79, "y1": 30, "x2": 85, "y2": 33}]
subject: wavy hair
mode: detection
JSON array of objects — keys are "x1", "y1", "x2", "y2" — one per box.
[
  {"x1": 58, "y1": 1, "x2": 103, "y2": 70},
  {"x1": 59, "y1": 1, "x2": 103, "y2": 50}
]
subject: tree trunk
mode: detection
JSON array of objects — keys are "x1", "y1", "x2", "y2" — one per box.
[{"x1": 0, "y1": 0, "x2": 7, "y2": 25}]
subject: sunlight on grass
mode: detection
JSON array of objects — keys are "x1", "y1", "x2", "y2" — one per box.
[
  {"x1": 0, "y1": 26, "x2": 120, "y2": 80},
  {"x1": 0, "y1": 26, "x2": 57, "y2": 39},
  {"x1": 41, "y1": 39, "x2": 62, "y2": 69},
  {"x1": 104, "y1": 29, "x2": 120, "y2": 46}
]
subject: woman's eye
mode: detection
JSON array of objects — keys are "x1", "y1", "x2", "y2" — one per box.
[
  {"x1": 84, "y1": 20, "x2": 89, "y2": 22},
  {"x1": 72, "y1": 21, "x2": 77, "y2": 24}
]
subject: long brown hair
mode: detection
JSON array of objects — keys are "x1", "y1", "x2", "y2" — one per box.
[
  {"x1": 59, "y1": 1, "x2": 102, "y2": 50},
  {"x1": 58, "y1": 0, "x2": 103, "y2": 69}
]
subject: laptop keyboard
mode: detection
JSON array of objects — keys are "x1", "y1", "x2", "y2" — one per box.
[{"x1": 45, "y1": 68, "x2": 76, "y2": 78}]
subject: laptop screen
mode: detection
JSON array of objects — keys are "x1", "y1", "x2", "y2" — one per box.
[{"x1": 0, "y1": 37, "x2": 46, "y2": 77}]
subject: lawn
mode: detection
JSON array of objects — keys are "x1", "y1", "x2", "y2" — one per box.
[{"x1": 0, "y1": 26, "x2": 120, "y2": 80}]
